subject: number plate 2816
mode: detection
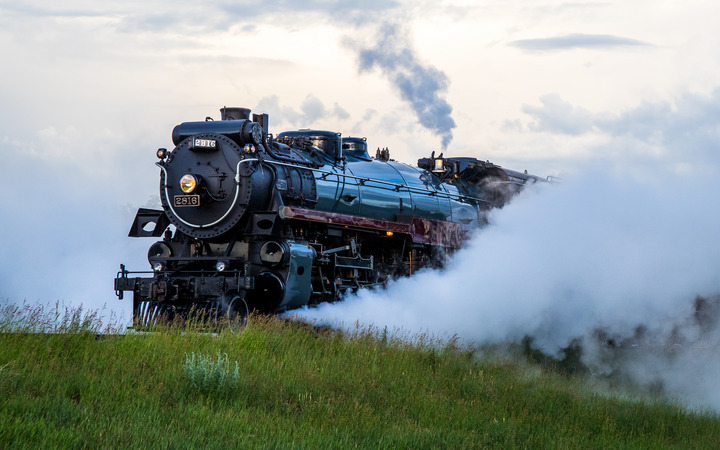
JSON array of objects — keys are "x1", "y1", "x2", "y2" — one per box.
[{"x1": 174, "y1": 195, "x2": 200, "y2": 207}]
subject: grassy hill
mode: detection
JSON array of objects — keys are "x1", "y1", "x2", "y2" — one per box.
[{"x1": 1, "y1": 304, "x2": 719, "y2": 448}]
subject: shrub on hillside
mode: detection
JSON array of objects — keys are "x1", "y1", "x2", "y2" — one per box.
[{"x1": 183, "y1": 351, "x2": 240, "y2": 396}]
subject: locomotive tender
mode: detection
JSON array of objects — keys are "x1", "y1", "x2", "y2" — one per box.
[{"x1": 115, "y1": 106, "x2": 543, "y2": 324}]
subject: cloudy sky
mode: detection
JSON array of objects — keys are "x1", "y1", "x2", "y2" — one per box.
[{"x1": 1, "y1": 0, "x2": 719, "y2": 319}]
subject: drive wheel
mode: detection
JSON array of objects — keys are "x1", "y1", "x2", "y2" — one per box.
[{"x1": 224, "y1": 294, "x2": 249, "y2": 328}]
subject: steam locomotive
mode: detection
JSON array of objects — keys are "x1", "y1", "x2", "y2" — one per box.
[{"x1": 115, "y1": 106, "x2": 543, "y2": 324}]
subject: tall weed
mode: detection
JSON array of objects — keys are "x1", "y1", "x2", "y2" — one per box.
[
  {"x1": 184, "y1": 351, "x2": 240, "y2": 396},
  {"x1": 0, "y1": 301, "x2": 122, "y2": 334}
]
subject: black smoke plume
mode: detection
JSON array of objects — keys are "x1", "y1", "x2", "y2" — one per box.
[{"x1": 350, "y1": 22, "x2": 456, "y2": 149}]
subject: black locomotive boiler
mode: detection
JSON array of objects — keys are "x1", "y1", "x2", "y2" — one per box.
[{"x1": 115, "y1": 106, "x2": 543, "y2": 324}]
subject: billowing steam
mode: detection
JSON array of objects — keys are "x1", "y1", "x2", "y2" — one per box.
[
  {"x1": 292, "y1": 168, "x2": 720, "y2": 410},
  {"x1": 0, "y1": 135, "x2": 153, "y2": 324},
  {"x1": 348, "y1": 22, "x2": 456, "y2": 149}
]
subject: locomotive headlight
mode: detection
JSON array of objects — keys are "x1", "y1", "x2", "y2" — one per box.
[
  {"x1": 152, "y1": 261, "x2": 165, "y2": 272},
  {"x1": 148, "y1": 242, "x2": 172, "y2": 259},
  {"x1": 179, "y1": 174, "x2": 198, "y2": 193},
  {"x1": 215, "y1": 261, "x2": 227, "y2": 272}
]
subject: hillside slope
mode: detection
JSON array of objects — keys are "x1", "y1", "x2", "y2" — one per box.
[{"x1": 1, "y1": 310, "x2": 719, "y2": 448}]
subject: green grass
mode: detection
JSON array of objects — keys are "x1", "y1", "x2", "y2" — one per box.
[{"x1": 1, "y1": 303, "x2": 719, "y2": 448}]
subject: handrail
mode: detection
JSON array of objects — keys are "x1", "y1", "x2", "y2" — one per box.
[{"x1": 266, "y1": 160, "x2": 492, "y2": 205}]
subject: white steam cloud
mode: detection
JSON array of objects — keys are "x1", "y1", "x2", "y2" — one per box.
[
  {"x1": 0, "y1": 130, "x2": 155, "y2": 325},
  {"x1": 293, "y1": 167, "x2": 720, "y2": 410}
]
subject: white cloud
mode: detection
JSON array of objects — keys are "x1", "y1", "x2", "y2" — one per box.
[
  {"x1": 515, "y1": 89, "x2": 720, "y2": 175},
  {"x1": 523, "y1": 94, "x2": 595, "y2": 135},
  {"x1": 509, "y1": 33, "x2": 651, "y2": 51},
  {"x1": 255, "y1": 95, "x2": 351, "y2": 128},
  {"x1": 1, "y1": 1, "x2": 720, "y2": 408}
]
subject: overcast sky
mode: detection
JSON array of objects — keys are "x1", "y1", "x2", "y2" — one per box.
[{"x1": 1, "y1": 0, "x2": 719, "y2": 318}]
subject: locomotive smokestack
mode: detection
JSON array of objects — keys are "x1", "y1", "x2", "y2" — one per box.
[{"x1": 220, "y1": 107, "x2": 251, "y2": 121}]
